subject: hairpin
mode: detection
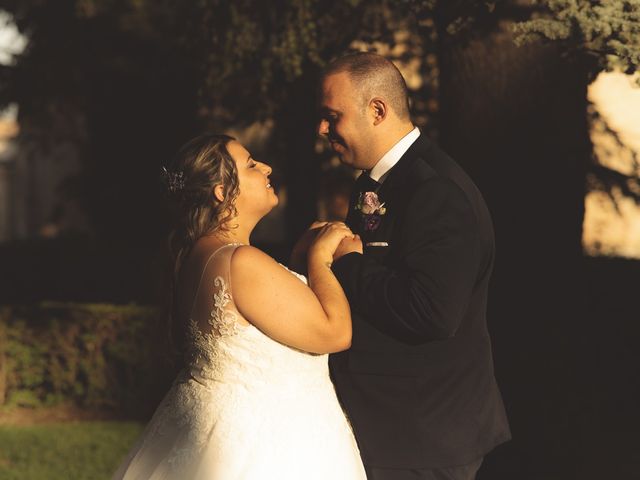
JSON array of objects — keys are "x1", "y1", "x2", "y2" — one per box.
[{"x1": 162, "y1": 167, "x2": 185, "y2": 193}]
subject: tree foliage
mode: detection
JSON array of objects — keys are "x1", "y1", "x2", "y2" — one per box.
[
  {"x1": 513, "y1": 0, "x2": 640, "y2": 80},
  {"x1": 0, "y1": 0, "x2": 638, "y2": 242},
  {"x1": 3, "y1": 0, "x2": 637, "y2": 133},
  {"x1": 187, "y1": 0, "x2": 406, "y2": 126}
]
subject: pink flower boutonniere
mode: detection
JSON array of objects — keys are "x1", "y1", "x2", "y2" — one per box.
[{"x1": 356, "y1": 191, "x2": 387, "y2": 231}]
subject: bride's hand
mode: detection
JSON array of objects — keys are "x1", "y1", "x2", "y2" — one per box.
[
  {"x1": 309, "y1": 222, "x2": 355, "y2": 265},
  {"x1": 289, "y1": 221, "x2": 329, "y2": 272},
  {"x1": 334, "y1": 234, "x2": 363, "y2": 261}
]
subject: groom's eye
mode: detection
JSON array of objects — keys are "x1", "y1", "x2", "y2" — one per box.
[{"x1": 320, "y1": 110, "x2": 338, "y2": 123}]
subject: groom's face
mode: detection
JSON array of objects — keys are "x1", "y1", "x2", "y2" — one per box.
[{"x1": 318, "y1": 72, "x2": 373, "y2": 170}]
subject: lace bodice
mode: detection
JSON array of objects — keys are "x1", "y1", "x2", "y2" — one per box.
[{"x1": 183, "y1": 244, "x2": 328, "y2": 389}]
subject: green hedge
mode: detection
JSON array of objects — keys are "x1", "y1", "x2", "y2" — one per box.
[{"x1": 0, "y1": 303, "x2": 175, "y2": 418}]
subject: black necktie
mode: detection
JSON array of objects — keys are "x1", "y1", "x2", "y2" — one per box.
[{"x1": 355, "y1": 171, "x2": 380, "y2": 193}]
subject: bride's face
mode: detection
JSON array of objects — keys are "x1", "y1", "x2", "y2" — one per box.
[{"x1": 226, "y1": 141, "x2": 278, "y2": 218}]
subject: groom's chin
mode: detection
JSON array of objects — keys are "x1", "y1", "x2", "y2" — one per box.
[
  {"x1": 331, "y1": 149, "x2": 348, "y2": 163},
  {"x1": 337, "y1": 154, "x2": 355, "y2": 167}
]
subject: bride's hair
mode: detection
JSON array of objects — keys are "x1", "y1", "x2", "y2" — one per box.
[
  {"x1": 163, "y1": 133, "x2": 240, "y2": 361},
  {"x1": 165, "y1": 133, "x2": 240, "y2": 274}
]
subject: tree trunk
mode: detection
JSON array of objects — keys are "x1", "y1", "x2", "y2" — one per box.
[
  {"x1": 275, "y1": 67, "x2": 323, "y2": 250},
  {"x1": 436, "y1": 14, "x2": 591, "y2": 480}
]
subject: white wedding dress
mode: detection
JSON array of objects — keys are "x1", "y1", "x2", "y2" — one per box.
[{"x1": 112, "y1": 244, "x2": 366, "y2": 480}]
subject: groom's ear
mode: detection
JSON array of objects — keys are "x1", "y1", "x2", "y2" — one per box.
[
  {"x1": 213, "y1": 184, "x2": 225, "y2": 203},
  {"x1": 370, "y1": 98, "x2": 387, "y2": 126}
]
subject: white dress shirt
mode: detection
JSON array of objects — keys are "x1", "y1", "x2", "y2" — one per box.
[{"x1": 368, "y1": 126, "x2": 421, "y2": 183}]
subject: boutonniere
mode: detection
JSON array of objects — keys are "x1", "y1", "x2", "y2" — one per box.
[{"x1": 356, "y1": 191, "x2": 387, "y2": 232}]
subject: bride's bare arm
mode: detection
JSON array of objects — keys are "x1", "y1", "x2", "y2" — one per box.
[{"x1": 231, "y1": 224, "x2": 356, "y2": 354}]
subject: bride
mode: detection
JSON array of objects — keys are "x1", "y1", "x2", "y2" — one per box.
[{"x1": 112, "y1": 133, "x2": 367, "y2": 479}]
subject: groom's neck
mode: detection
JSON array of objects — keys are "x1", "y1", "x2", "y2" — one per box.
[{"x1": 368, "y1": 121, "x2": 415, "y2": 168}]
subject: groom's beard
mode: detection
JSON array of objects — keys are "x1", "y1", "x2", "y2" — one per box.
[
  {"x1": 330, "y1": 141, "x2": 346, "y2": 154},
  {"x1": 328, "y1": 135, "x2": 345, "y2": 151}
]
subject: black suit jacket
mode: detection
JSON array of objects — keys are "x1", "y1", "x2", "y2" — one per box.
[{"x1": 330, "y1": 134, "x2": 511, "y2": 469}]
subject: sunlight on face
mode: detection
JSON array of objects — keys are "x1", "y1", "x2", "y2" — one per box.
[
  {"x1": 318, "y1": 72, "x2": 375, "y2": 170},
  {"x1": 226, "y1": 141, "x2": 278, "y2": 218}
]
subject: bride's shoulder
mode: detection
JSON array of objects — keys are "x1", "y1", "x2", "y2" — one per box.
[
  {"x1": 180, "y1": 240, "x2": 239, "y2": 281},
  {"x1": 231, "y1": 246, "x2": 304, "y2": 288},
  {"x1": 231, "y1": 245, "x2": 278, "y2": 273}
]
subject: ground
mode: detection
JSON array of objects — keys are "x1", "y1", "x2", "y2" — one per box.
[{"x1": 0, "y1": 407, "x2": 142, "y2": 480}]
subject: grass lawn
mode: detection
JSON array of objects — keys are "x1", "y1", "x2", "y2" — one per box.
[{"x1": 0, "y1": 421, "x2": 143, "y2": 480}]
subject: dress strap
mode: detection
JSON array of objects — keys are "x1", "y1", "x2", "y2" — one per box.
[{"x1": 188, "y1": 242, "x2": 243, "y2": 321}]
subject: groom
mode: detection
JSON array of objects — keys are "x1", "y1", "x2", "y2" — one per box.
[{"x1": 317, "y1": 52, "x2": 511, "y2": 479}]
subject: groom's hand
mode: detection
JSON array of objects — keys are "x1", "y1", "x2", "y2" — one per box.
[{"x1": 333, "y1": 235, "x2": 363, "y2": 261}]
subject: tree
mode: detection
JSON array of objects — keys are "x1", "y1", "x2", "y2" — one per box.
[
  {"x1": 423, "y1": 2, "x2": 638, "y2": 478},
  {"x1": 514, "y1": 0, "x2": 640, "y2": 80},
  {"x1": 2, "y1": 0, "x2": 637, "y2": 242},
  {"x1": 0, "y1": 0, "x2": 199, "y2": 243}
]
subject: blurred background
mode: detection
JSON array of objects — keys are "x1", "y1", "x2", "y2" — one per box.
[{"x1": 0, "y1": 1, "x2": 638, "y2": 479}]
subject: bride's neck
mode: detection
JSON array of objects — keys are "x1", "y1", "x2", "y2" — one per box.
[
  {"x1": 210, "y1": 211, "x2": 263, "y2": 246},
  {"x1": 214, "y1": 222, "x2": 253, "y2": 246},
  {"x1": 216, "y1": 231, "x2": 250, "y2": 245}
]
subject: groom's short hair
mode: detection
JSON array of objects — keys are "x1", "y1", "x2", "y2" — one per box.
[{"x1": 322, "y1": 52, "x2": 411, "y2": 120}]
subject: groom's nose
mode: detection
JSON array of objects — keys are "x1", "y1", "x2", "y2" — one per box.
[{"x1": 318, "y1": 119, "x2": 329, "y2": 136}]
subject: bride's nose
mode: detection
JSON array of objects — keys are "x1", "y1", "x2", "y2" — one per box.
[{"x1": 262, "y1": 164, "x2": 272, "y2": 176}]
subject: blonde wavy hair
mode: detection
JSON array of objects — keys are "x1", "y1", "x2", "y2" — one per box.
[
  {"x1": 163, "y1": 133, "x2": 240, "y2": 359},
  {"x1": 165, "y1": 133, "x2": 240, "y2": 274}
]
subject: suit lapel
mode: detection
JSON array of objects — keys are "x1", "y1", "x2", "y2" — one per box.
[
  {"x1": 346, "y1": 135, "x2": 433, "y2": 243},
  {"x1": 377, "y1": 134, "x2": 432, "y2": 197}
]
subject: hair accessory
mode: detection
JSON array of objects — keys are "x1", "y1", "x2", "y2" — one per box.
[{"x1": 162, "y1": 166, "x2": 185, "y2": 193}]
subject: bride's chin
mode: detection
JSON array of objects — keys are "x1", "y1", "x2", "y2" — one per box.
[{"x1": 259, "y1": 198, "x2": 278, "y2": 217}]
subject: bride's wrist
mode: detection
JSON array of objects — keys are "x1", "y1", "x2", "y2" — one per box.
[{"x1": 308, "y1": 251, "x2": 332, "y2": 269}]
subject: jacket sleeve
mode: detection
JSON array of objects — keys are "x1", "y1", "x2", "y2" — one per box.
[{"x1": 332, "y1": 177, "x2": 481, "y2": 345}]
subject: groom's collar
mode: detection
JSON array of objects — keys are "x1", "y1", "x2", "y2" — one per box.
[
  {"x1": 375, "y1": 131, "x2": 433, "y2": 192},
  {"x1": 368, "y1": 126, "x2": 420, "y2": 183}
]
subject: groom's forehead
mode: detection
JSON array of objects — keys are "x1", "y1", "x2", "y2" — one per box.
[
  {"x1": 321, "y1": 73, "x2": 354, "y2": 105},
  {"x1": 324, "y1": 72, "x2": 354, "y2": 91}
]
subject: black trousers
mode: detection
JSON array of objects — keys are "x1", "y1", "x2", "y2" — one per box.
[{"x1": 365, "y1": 457, "x2": 483, "y2": 480}]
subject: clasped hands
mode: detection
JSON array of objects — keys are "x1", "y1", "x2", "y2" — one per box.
[{"x1": 290, "y1": 221, "x2": 363, "y2": 273}]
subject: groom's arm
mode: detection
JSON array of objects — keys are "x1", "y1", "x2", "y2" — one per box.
[{"x1": 332, "y1": 177, "x2": 483, "y2": 345}]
